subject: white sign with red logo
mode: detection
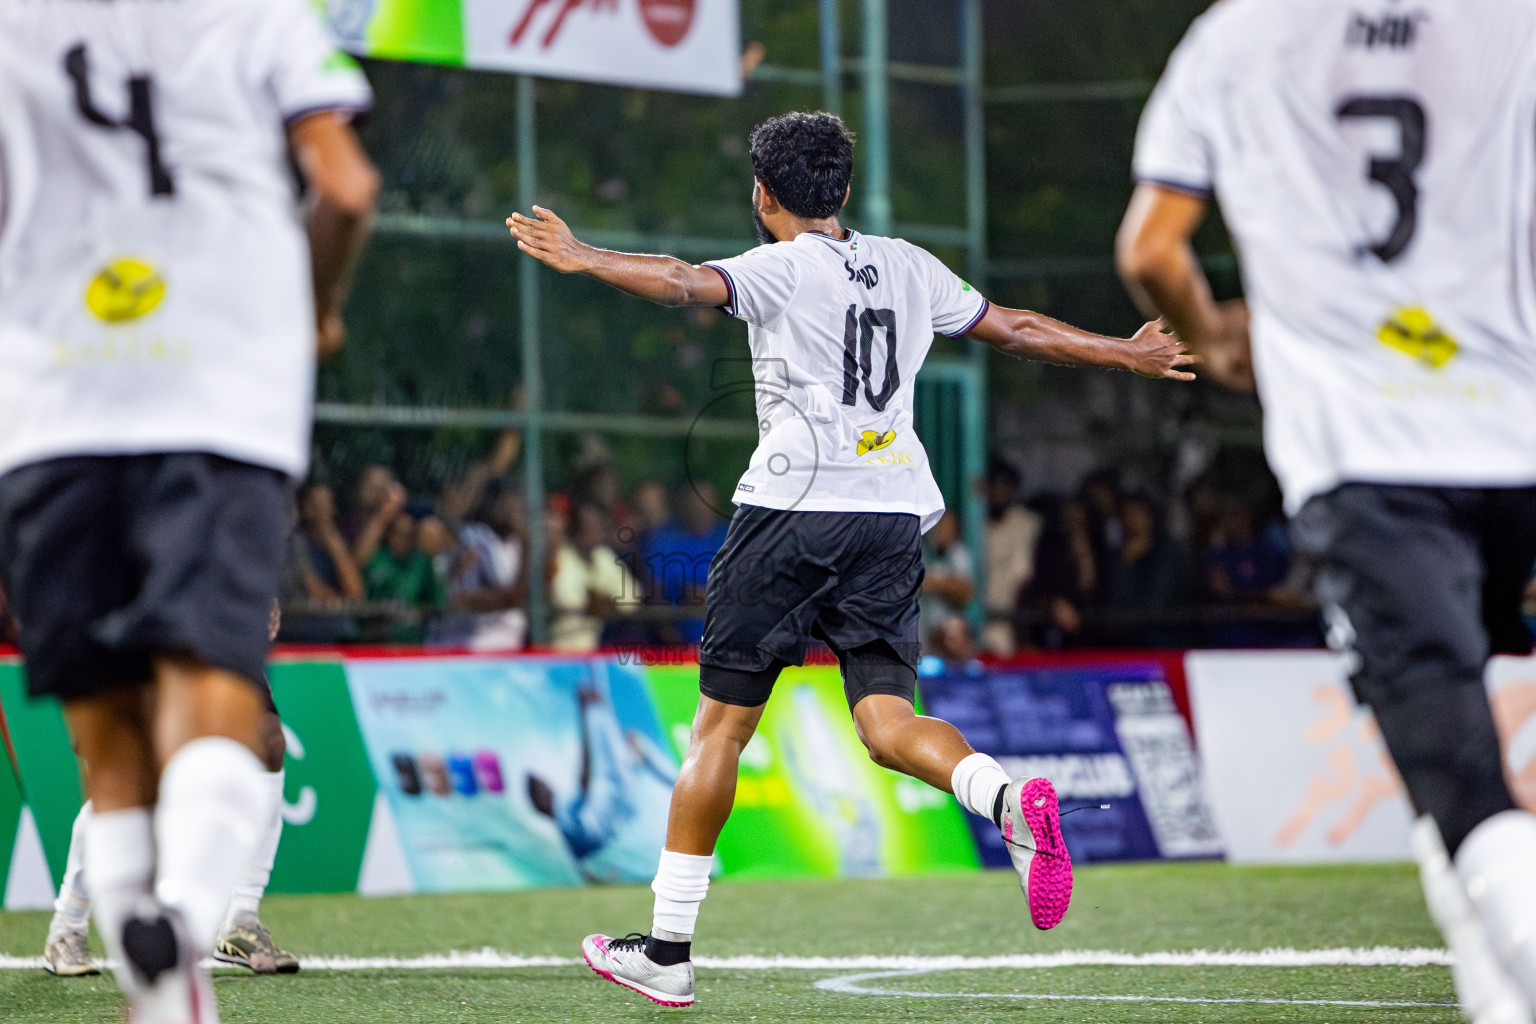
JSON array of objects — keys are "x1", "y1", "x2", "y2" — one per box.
[
  {"x1": 464, "y1": 0, "x2": 741, "y2": 95},
  {"x1": 1186, "y1": 651, "x2": 1536, "y2": 864}
]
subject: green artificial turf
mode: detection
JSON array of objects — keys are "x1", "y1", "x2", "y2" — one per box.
[{"x1": 0, "y1": 861, "x2": 1458, "y2": 1023}]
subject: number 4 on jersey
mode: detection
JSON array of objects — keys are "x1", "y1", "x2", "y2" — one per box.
[{"x1": 64, "y1": 44, "x2": 175, "y2": 197}]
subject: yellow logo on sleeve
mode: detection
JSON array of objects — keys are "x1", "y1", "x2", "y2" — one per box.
[
  {"x1": 1377, "y1": 306, "x2": 1458, "y2": 369},
  {"x1": 85, "y1": 258, "x2": 166, "y2": 323},
  {"x1": 857, "y1": 430, "x2": 897, "y2": 456}
]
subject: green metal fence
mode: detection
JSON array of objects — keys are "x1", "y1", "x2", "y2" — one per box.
[{"x1": 322, "y1": 0, "x2": 1248, "y2": 641}]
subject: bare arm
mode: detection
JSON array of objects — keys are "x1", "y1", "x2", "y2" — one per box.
[
  {"x1": 311, "y1": 526, "x2": 366, "y2": 602},
  {"x1": 289, "y1": 112, "x2": 381, "y2": 358},
  {"x1": 507, "y1": 206, "x2": 729, "y2": 308},
  {"x1": 1115, "y1": 184, "x2": 1254, "y2": 391},
  {"x1": 350, "y1": 483, "x2": 406, "y2": 568},
  {"x1": 967, "y1": 305, "x2": 1197, "y2": 381}
]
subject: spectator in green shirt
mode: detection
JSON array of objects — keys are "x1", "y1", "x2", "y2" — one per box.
[{"x1": 365, "y1": 512, "x2": 447, "y2": 643}]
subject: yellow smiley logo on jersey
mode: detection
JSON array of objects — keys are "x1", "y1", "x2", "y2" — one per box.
[
  {"x1": 857, "y1": 430, "x2": 897, "y2": 456},
  {"x1": 85, "y1": 258, "x2": 166, "y2": 323},
  {"x1": 1377, "y1": 306, "x2": 1458, "y2": 369}
]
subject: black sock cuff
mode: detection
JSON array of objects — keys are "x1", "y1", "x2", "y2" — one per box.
[
  {"x1": 645, "y1": 935, "x2": 691, "y2": 966},
  {"x1": 990, "y1": 785, "x2": 1007, "y2": 829}
]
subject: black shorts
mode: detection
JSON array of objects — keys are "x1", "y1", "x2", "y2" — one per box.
[
  {"x1": 1290, "y1": 483, "x2": 1536, "y2": 707},
  {"x1": 0, "y1": 453, "x2": 289, "y2": 702},
  {"x1": 698, "y1": 505, "x2": 923, "y2": 709}
]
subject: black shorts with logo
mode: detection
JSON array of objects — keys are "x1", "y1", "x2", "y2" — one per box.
[
  {"x1": 0, "y1": 453, "x2": 289, "y2": 703},
  {"x1": 698, "y1": 504, "x2": 924, "y2": 709},
  {"x1": 1289, "y1": 483, "x2": 1536, "y2": 707}
]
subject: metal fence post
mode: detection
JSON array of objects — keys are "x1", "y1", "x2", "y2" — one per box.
[
  {"x1": 819, "y1": 0, "x2": 842, "y2": 116},
  {"x1": 860, "y1": 0, "x2": 891, "y2": 236},
  {"x1": 960, "y1": 0, "x2": 989, "y2": 629},
  {"x1": 517, "y1": 74, "x2": 548, "y2": 645}
]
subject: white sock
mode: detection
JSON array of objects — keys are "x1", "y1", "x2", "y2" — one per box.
[
  {"x1": 1412, "y1": 815, "x2": 1532, "y2": 1022},
  {"x1": 154, "y1": 737, "x2": 272, "y2": 953},
  {"x1": 1457, "y1": 809, "x2": 1536, "y2": 1007},
  {"x1": 48, "y1": 801, "x2": 94, "y2": 939},
  {"x1": 650, "y1": 850, "x2": 713, "y2": 941},
  {"x1": 224, "y1": 769, "x2": 285, "y2": 928},
  {"x1": 82, "y1": 807, "x2": 154, "y2": 992},
  {"x1": 951, "y1": 752, "x2": 1010, "y2": 824}
]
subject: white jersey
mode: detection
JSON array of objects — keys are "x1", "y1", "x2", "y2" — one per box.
[
  {"x1": 705, "y1": 230, "x2": 988, "y2": 531},
  {"x1": 1135, "y1": 0, "x2": 1536, "y2": 513},
  {"x1": 0, "y1": 0, "x2": 372, "y2": 479}
]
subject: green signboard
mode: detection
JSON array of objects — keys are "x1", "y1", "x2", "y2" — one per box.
[
  {"x1": 646, "y1": 664, "x2": 979, "y2": 879},
  {"x1": 0, "y1": 735, "x2": 23, "y2": 894},
  {"x1": 268, "y1": 659, "x2": 379, "y2": 893},
  {"x1": 0, "y1": 667, "x2": 82, "y2": 886}
]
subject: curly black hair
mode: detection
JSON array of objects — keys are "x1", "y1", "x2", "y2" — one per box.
[{"x1": 749, "y1": 111, "x2": 855, "y2": 219}]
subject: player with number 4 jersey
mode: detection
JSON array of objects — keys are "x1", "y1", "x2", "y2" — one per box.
[
  {"x1": 509, "y1": 111, "x2": 1196, "y2": 1007},
  {"x1": 0, "y1": 2, "x2": 377, "y2": 1022}
]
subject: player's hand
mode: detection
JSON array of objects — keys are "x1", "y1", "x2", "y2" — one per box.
[
  {"x1": 507, "y1": 206, "x2": 592, "y2": 273},
  {"x1": 1124, "y1": 319, "x2": 1199, "y2": 381},
  {"x1": 1199, "y1": 299, "x2": 1256, "y2": 393}
]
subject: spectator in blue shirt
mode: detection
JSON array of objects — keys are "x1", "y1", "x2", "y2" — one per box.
[{"x1": 643, "y1": 483, "x2": 728, "y2": 644}]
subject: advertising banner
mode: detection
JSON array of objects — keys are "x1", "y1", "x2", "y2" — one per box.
[
  {"x1": 920, "y1": 661, "x2": 1223, "y2": 868},
  {"x1": 645, "y1": 663, "x2": 980, "y2": 879},
  {"x1": 1187, "y1": 650, "x2": 1414, "y2": 863},
  {"x1": 1489, "y1": 655, "x2": 1536, "y2": 814},
  {"x1": 346, "y1": 655, "x2": 679, "y2": 891},
  {"x1": 267, "y1": 659, "x2": 381, "y2": 893},
  {"x1": 320, "y1": 0, "x2": 743, "y2": 96},
  {"x1": 0, "y1": 652, "x2": 981, "y2": 897},
  {"x1": 0, "y1": 666, "x2": 83, "y2": 887},
  {"x1": 1188, "y1": 651, "x2": 1536, "y2": 865}
]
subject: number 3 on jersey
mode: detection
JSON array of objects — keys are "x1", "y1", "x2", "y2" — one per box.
[
  {"x1": 841, "y1": 306, "x2": 899, "y2": 411},
  {"x1": 1336, "y1": 94, "x2": 1425, "y2": 262},
  {"x1": 64, "y1": 43, "x2": 175, "y2": 197}
]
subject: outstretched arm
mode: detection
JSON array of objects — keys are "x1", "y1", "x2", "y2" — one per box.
[
  {"x1": 967, "y1": 304, "x2": 1197, "y2": 381},
  {"x1": 1115, "y1": 183, "x2": 1253, "y2": 391},
  {"x1": 507, "y1": 206, "x2": 730, "y2": 308}
]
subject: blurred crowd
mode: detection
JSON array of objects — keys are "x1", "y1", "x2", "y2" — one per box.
[
  {"x1": 921, "y1": 457, "x2": 1326, "y2": 661},
  {"x1": 0, "y1": 433, "x2": 1528, "y2": 656},
  {"x1": 279, "y1": 428, "x2": 729, "y2": 652},
  {"x1": 0, "y1": 434, "x2": 1496, "y2": 658}
]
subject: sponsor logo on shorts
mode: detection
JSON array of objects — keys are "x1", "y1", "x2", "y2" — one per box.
[{"x1": 736, "y1": 483, "x2": 755, "y2": 493}]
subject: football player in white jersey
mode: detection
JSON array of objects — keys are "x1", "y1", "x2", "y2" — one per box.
[
  {"x1": 0, "y1": 1, "x2": 377, "y2": 1020},
  {"x1": 44, "y1": 604, "x2": 298, "y2": 978},
  {"x1": 1117, "y1": 3, "x2": 1536, "y2": 1022},
  {"x1": 509, "y1": 111, "x2": 1196, "y2": 1007}
]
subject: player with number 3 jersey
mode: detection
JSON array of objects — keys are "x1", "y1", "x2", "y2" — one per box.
[
  {"x1": 509, "y1": 111, "x2": 1196, "y2": 1007},
  {"x1": 1117, "y1": 3, "x2": 1536, "y2": 1023}
]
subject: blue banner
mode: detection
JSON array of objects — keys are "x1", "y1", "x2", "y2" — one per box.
[{"x1": 919, "y1": 662, "x2": 1223, "y2": 866}]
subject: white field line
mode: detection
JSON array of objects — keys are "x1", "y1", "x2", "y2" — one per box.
[
  {"x1": 0, "y1": 946, "x2": 1453, "y2": 972},
  {"x1": 815, "y1": 969, "x2": 1456, "y2": 1009}
]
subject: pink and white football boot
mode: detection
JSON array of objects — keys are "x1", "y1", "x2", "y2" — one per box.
[
  {"x1": 581, "y1": 933, "x2": 695, "y2": 1006},
  {"x1": 1000, "y1": 776, "x2": 1074, "y2": 929}
]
